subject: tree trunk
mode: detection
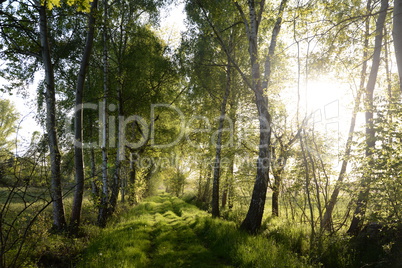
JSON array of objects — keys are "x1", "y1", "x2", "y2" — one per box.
[
  {"x1": 270, "y1": 132, "x2": 298, "y2": 217},
  {"x1": 347, "y1": 0, "x2": 388, "y2": 235},
  {"x1": 196, "y1": 162, "x2": 202, "y2": 200},
  {"x1": 321, "y1": 88, "x2": 364, "y2": 231},
  {"x1": 240, "y1": 87, "x2": 271, "y2": 233},
  {"x1": 227, "y1": 109, "x2": 236, "y2": 210},
  {"x1": 211, "y1": 57, "x2": 231, "y2": 218},
  {"x1": 221, "y1": 188, "x2": 228, "y2": 209},
  {"x1": 240, "y1": 0, "x2": 287, "y2": 234},
  {"x1": 109, "y1": 80, "x2": 123, "y2": 214},
  {"x1": 393, "y1": 0, "x2": 402, "y2": 91},
  {"x1": 204, "y1": 171, "x2": 212, "y2": 204},
  {"x1": 299, "y1": 133, "x2": 315, "y2": 237},
  {"x1": 38, "y1": 3, "x2": 66, "y2": 231},
  {"x1": 88, "y1": 99, "x2": 99, "y2": 198},
  {"x1": 90, "y1": 146, "x2": 98, "y2": 197},
  {"x1": 129, "y1": 151, "x2": 137, "y2": 204},
  {"x1": 307, "y1": 138, "x2": 323, "y2": 229},
  {"x1": 98, "y1": 0, "x2": 109, "y2": 227},
  {"x1": 121, "y1": 175, "x2": 126, "y2": 203},
  {"x1": 271, "y1": 170, "x2": 282, "y2": 217},
  {"x1": 262, "y1": 0, "x2": 288, "y2": 90},
  {"x1": 270, "y1": 146, "x2": 282, "y2": 217},
  {"x1": 70, "y1": 0, "x2": 98, "y2": 234},
  {"x1": 227, "y1": 162, "x2": 234, "y2": 210},
  {"x1": 321, "y1": 12, "x2": 369, "y2": 229}
]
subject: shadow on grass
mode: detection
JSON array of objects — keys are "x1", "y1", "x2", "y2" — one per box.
[
  {"x1": 78, "y1": 193, "x2": 232, "y2": 267},
  {"x1": 78, "y1": 193, "x2": 312, "y2": 268}
]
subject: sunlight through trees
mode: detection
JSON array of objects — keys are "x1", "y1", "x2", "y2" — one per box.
[{"x1": 0, "y1": 0, "x2": 402, "y2": 266}]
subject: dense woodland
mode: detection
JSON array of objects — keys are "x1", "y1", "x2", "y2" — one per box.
[{"x1": 1, "y1": 0, "x2": 402, "y2": 267}]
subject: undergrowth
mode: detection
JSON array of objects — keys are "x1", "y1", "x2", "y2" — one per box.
[
  {"x1": 263, "y1": 219, "x2": 354, "y2": 268},
  {"x1": 78, "y1": 193, "x2": 313, "y2": 267}
]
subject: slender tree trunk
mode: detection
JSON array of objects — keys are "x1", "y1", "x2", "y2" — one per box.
[
  {"x1": 348, "y1": 0, "x2": 388, "y2": 235},
  {"x1": 70, "y1": 0, "x2": 98, "y2": 233},
  {"x1": 110, "y1": 10, "x2": 129, "y2": 209},
  {"x1": 307, "y1": 141, "x2": 322, "y2": 229},
  {"x1": 199, "y1": 0, "x2": 285, "y2": 232},
  {"x1": 384, "y1": 27, "x2": 393, "y2": 102},
  {"x1": 270, "y1": 132, "x2": 299, "y2": 217},
  {"x1": 98, "y1": 0, "x2": 109, "y2": 227},
  {"x1": 227, "y1": 109, "x2": 236, "y2": 210},
  {"x1": 87, "y1": 83, "x2": 99, "y2": 199},
  {"x1": 116, "y1": 113, "x2": 127, "y2": 203},
  {"x1": 109, "y1": 78, "x2": 123, "y2": 214},
  {"x1": 221, "y1": 160, "x2": 233, "y2": 210},
  {"x1": 299, "y1": 133, "x2": 315, "y2": 238},
  {"x1": 227, "y1": 161, "x2": 234, "y2": 210},
  {"x1": 271, "y1": 170, "x2": 282, "y2": 217},
  {"x1": 221, "y1": 186, "x2": 228, "y2": 208},
  {"x1": 0, "y1": 217, "x2": 3, "y2": 267},
  {"x1": 121, "y1": 175, "x2": 126, "y2": 203},
  {"x1": 262, "y1": 0, "x2": 288, "y2": 91},
  {"x1": 240, "y1": 0, "x2": 287, "y2": 234},
  {"x1": 393, "y1": 0, "x2": 402, "y2": 91},
  {"x1": 144, "y1": 163, "x2": 154, "y2": 197},
  {"x1": 129, "y1": 151, "x2": 136, "y2": 204},
  {"x1": 238, "y1": 0, "x2": 269, "y2": 234},
  {"x1": 204, "y1": 171, "x2": 212, "y2": 204},
  {"x1": 90, "y1": 147, "x2": 98, "y2": 197},
  {"x1": 321, "y1": 15, "x2": 369, "y2": 230},
  {"x1": 321, "y1": 89, "x2": 364, "y2": 231},
  {"x1": 38, "y1": 3, "x2": 66, "y2": 231},
  {"x1": 270, "y1": 145, "x2": 282, "y2": 217},
  {"x1": 211, "y1": 57, "x2": 231, "y2": 218},
  {"x1": 197, "y1": 166, "x2": 203, "y2": 201}
]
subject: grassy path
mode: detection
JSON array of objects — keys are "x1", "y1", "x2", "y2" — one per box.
[{"x1": 78, "y1": 194, "x2": 312, "y2": 268}]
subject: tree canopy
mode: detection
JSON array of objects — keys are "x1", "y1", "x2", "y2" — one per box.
[{"x1": 1, "y1": 0, "x2": 402, "y2": 266}]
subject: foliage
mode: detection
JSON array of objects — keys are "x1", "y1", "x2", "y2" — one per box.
[
  {"x1": 0, "y1": 182, "x2": 101, "y2": 267},
  {"x1": 43, "y1": 0, "x2": 93, "y2": 12},
  {"x1": 0, "y1": 0, "x2": 402, "y2": 265},
  {"x1": 264, "y1": 217, "x2": 355, "y2": 268},
  {"x1": 0, "y1": 99, "x2": 19, "y2": 153},
  {"x1": 368, "y1": 97, "x2": 402, "y2": 224}
]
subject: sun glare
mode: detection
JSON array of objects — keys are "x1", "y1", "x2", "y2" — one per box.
[
  {"x1": 306, "y1": 79, "x2": 344, "y2": 112},
  {"x1": 302, "y1": 77, "x2": 355, "y2": 156}
]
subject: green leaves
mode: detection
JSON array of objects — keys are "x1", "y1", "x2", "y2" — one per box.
[
  {"x1": 359, "y1": 96, "x2": 402, "y2": 223},
  {"x1": 42, "y1": 0, "x2": 93, "y2": 12},
  {"x1": 0, "y1": 99, "x2": 19, "y2": 152}
]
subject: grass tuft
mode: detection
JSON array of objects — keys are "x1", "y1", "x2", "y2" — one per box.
[{"x1": 78, "y1": 193, "x2": 313, "y2": 267}]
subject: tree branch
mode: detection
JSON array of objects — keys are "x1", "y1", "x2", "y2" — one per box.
[
  {"x1": 262, "y1": 0, "x2": 288, "y2": 90},
  {"x1": 197, "y1": 1, "x2": 253, "y2": 91}
]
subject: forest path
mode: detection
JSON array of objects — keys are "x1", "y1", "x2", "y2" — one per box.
[{"x1": 78, "y1": 193, "x2": 233, "y2": 267}]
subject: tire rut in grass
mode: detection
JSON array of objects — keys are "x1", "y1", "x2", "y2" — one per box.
[
  {"x1": 78, "y1": 194, "x2": 234, "y2": 267},
  {"x1": 149, "y1": 210, "x2": 231, "y2": 267}
]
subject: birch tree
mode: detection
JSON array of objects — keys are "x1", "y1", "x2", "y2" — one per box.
[
  {"x1": 347, "y1": 0, "x2": 389, "y2": 235},
  {"x1": 236, "y1": 0, "x2": 288, "y2": 233},
  {"x1": 70, "y1": 0, "x2": 99, "y2": 234},
  {"x1": 394, "y1": 0, "x2": 402, "y2": 91},
  {"x1": 38, "y1": 1, "x2": 66, "y2": 230}
]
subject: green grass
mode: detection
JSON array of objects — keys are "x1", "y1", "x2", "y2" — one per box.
[
  {"x1": 78, "y1": 193, "x2": 313, "y2": 268},
  {"x1": 0, "y1": 186, "x2": 99, "y2": 267}
]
